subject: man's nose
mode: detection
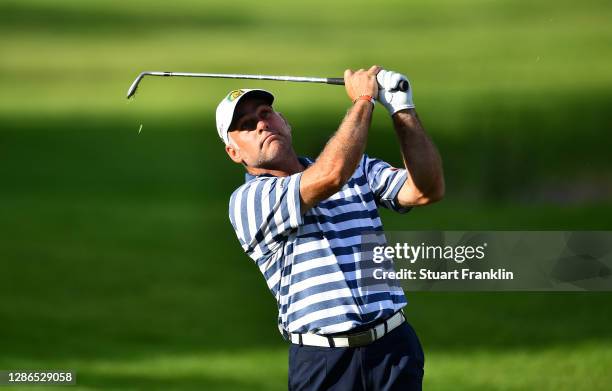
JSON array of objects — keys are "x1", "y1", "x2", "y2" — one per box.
[{"x1": 256, "y1": 119, "x2": 269, "y2": 134}]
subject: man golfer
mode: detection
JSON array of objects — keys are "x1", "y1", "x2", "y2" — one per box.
[{"x1": 217, "y1": 65, "x2": 444, "y2": 390}]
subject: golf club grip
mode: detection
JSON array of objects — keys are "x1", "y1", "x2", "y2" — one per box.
[
  {"x1": 327, "y1": 78, "x2": 409, "y2": 92},
  {"x1": 326, "y1": 78, "x2": 345, "y2": 86}
]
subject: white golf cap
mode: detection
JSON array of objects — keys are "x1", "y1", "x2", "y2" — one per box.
[{"x1": 215, "y1": 89, "x2": 274, "y2": 144}]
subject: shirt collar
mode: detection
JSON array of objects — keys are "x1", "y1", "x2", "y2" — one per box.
[{"x1": 244, "y1": 156, "x2": 313, "y2": 182}]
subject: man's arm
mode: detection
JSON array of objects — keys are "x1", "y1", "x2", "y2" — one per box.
[
  {"x1": 393, "y1": 108, "x2": 445, "y2": 206},
  {"x1": 299, "y1": 66, "x2": 380, "y2": 212}
]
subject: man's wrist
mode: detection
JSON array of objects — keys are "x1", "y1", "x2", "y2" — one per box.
[
  {"x1": 353, "y1": 99, "x2": 376, "y2": 119},
  {"x1": 392, "y1": 107, "x2": 416, "y2": 117},
  {"x1": 392, "y1": 108, "x2": 421, "y2": 130},
  {"x1": 353, "y1": 95, "x2": 376, "y2": 106}
]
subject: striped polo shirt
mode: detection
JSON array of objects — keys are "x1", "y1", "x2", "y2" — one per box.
[{"x1": 228, "y1": 154, "x2": 410, "y2": 335}]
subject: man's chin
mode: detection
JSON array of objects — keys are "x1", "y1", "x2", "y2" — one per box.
[{"x1": 257, "y1": 148, "x2": 290, "y2": 169}]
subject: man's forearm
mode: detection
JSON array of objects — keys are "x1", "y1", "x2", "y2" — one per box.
[
  {"x1": 316, "y1": 100, "x2": 373, "y2": 183},
  {"x1": 299, "y1": 100, "x2": 373, "y2": 211},
  {"x1": 393, "y1": 109, "x2": 445, "y2": 203},
  {"x1": 299, "y1": 66, "x2": 379, "y2": 211}
]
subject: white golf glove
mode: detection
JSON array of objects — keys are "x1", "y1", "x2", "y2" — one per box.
[{"x1": 376, "y1": 69, "x2": 415, "y2": 115}]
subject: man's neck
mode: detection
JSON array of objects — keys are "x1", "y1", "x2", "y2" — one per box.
[{"x1": 246, "y1": 154, "x2": 305, "y2": 177}]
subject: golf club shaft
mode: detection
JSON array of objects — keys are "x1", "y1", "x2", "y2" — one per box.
[
  {"x1": 147, "y1": 71, "x2": 340, "y2": 84},
  {"x1": 126, "y1": 71, "x2": 407, "y2": 99}
]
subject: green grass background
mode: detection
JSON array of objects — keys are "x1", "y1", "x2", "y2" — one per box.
[{"x1": 1, "y1": 0, "x2": 611, "y2": 389}]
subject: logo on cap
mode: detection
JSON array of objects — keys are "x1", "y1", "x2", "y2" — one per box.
[{"x1": 227, "y1": 90, "x2": 245, "y2": 102}]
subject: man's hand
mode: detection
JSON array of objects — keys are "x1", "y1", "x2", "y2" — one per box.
[
  {"x1": 344, "y1": 65, "x2": 380, "y2": 102},
  {"x1": 377, "y1": 69, "x2": 415, "y2": 115}
]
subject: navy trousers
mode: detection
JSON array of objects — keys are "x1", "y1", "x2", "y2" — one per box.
[{"x1": 288, "y1": 322, "x2": 425, "y2": 391}]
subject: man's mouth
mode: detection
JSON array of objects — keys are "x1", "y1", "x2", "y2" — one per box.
[{"x1": 261, "y1": 134, "x2": 278, "y2": 148}]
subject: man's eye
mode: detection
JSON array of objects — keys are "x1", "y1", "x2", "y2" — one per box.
[
  {"x1": 241, "y1": 119, "x2": 257, "y2": 130},
  {"x1": 260, "y1": 110, "x2": 270, "y2": 119}
]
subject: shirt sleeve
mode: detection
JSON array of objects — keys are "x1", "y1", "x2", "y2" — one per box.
[
  {"x1": 361, "y1": 154, "x2": 411, "y2": 213},
  {"x1": 229, "y1": 173, "x2": 303, "y2": 261}
]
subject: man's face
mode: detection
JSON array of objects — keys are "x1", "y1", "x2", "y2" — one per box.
[{"x1": 225, "y1": 97, "x2": 293, "y2": 169}]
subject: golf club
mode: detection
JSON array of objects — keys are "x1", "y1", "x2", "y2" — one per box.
[{"x1": 126, "y1": 71, "x2": 409, "y2": 99}]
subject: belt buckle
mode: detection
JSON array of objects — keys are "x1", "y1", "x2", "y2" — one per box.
[{"x1": 347, "y1": 329, "x2": 375, "y2": 347}]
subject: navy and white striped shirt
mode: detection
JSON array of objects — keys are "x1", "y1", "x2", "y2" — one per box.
[{"x1": 229, "y1": 154, "x2": 410, "y2": 335}]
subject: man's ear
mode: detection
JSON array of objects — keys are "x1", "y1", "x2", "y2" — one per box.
[{"x1": 225, "y1": 137, "x2": 242, "y2": 164}]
